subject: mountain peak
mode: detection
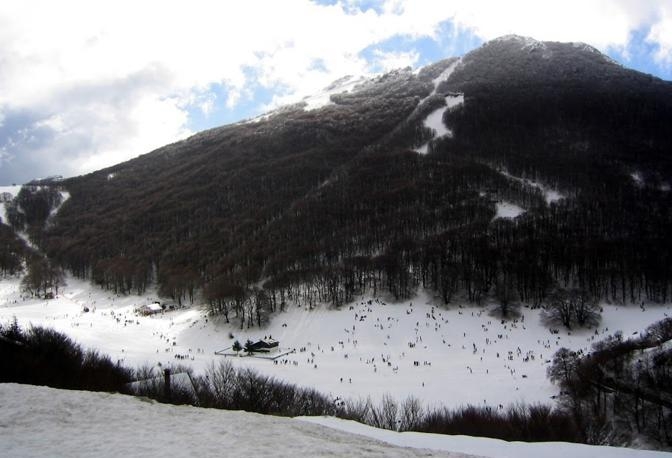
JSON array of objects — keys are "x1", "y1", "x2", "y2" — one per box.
[
  {"x1": 481, "y1": 34, "x2": 616, "y2": 65},
  {"x1": 491, "y1": 34, "x2": 541, "y2": 46}
]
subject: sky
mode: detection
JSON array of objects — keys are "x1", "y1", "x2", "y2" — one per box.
[{"x1": 0, "y1": 0, "x2": 670, "y2": 185}]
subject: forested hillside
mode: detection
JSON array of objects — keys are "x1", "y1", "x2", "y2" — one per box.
[{"x1": 14, "y1": 36, "x2": 671, "y2": 319}]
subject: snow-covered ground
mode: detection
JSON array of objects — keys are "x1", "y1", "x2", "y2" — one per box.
[
  {"x1": 0, "y1": 383, "x2": 474, "y2": 458},
  {"x1": 1, "y1": 383, "x2": 666, "y2": 458},
  {"x1": 1, "y1": 275, "x2": 670, "y2": 411},
  {"x1": 300, "y1": 416, "x2": 670, "y2": 458}
]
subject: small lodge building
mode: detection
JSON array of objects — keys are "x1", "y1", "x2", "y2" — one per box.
[
  {"x1": 247, "y1": 337, "x2": 279, "y2": 353},
  {"x1": 136, "y1": 302, "x2": 163, "y2": 316}
]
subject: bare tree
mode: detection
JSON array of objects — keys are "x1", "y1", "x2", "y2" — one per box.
[
  {"x1": 544, "y1": 287, "x2": 600, "y2": 329},
  {"x1": 544, "y1": 288, "x2": 574, "y2": 328},
  {"x1": 573, "y1": 289, "x2": 600, "y2": 327},
  {"x1": 399, "y1": 395, "x2": 424, "y2": 431}
]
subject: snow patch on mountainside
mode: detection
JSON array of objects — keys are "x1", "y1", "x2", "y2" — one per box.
[
  {"x1": 499, "y1": 170, "x2": 564, "y2": 205},
  {"x1": 445, "y1": 93, "x2": 465, "y2": 110},
  {"x1": 49, "y1": 190, "x2": 70, "y2": 218},
  {"x1": 418, "y1": 58, "x2": 462, "y2": 107},
  {"x1": 631, "y1": 172, "x2": 644, "y2": 188},
  {"x1": 431, "y1": 59, "x2": 461, "y2": 94},
  {"x1": 423, "y1": 106, "x2": 452, "y2": 137},
  {"x1": 0, "y1": 185, "x2": 21, "y2": 226},
  {"x1": 414, "y1": 93, "x2": 463, "y2": 155},
  {"x1": 494, "y1": 201, "x2": 525, "y2": 220}
]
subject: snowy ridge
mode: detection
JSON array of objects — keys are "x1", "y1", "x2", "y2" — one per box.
[
  {"x1": 242, "y1": 73, "x2": 372, "y2": 123},
  {"x1": 301, "y1": 74, "x2": 370, "y2": 111},
  {"x1": 493, "y1": 34, "x2": 549, "y2": 55},
  {"x1": 492, "y1": 34, "x2": 542, "y2": 49},
  {"x1": 570, "y1": 41, "x2": 622, "y2": 66}
]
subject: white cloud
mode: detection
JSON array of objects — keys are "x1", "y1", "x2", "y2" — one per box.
[
  {"x1": 647, "y1": 3, "x2": 672, "y2": 66},
  {"x1": 0, "y1": 0, "x2": 670, "y2": 182},
  {"x1": 385, "y1": 0, "x2": 665, "y2": 49},
  {"x1": 373, "y1": 49, "x2": 419, "y2": 71}
]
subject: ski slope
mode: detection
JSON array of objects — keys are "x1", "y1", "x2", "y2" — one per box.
[
  {"x1": 1, "y1": 275, "x2": 670, "y2": 411},
  {"x1": 414, "y1": 93, "x2": 464, "y2": 155}
]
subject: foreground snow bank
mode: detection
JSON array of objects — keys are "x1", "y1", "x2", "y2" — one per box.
[
  {"x1": 3, "y1": 384, "x2": 664, "y2": 458},
  {"x1": 300, "y1": 416, "x2": 670, "y2": 458},
  {"x1": 0, "y1": 383, "x2": 474, "y2": 458}
]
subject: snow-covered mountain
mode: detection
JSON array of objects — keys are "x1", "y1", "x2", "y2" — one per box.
[
  {"x1": 2, "y1": 35, "x2": 672, "y2": 452},
  {"x1": 20, "y1": 34, "x2": 669, "y2": 315}
]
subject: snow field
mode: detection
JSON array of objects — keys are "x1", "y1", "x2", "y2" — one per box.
[
  {"x1": 300, "y1": 416, "x2": 670, "y2": 458},
  {"x1": 2, "y1": 275, "x2": 670, "y2": 411},
  {"x1": 1, "y1": 383, "x2": 666, "y2": 458},
  {"x1": 0, "y1": 383, "x2": 474, "y2": 458}
]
